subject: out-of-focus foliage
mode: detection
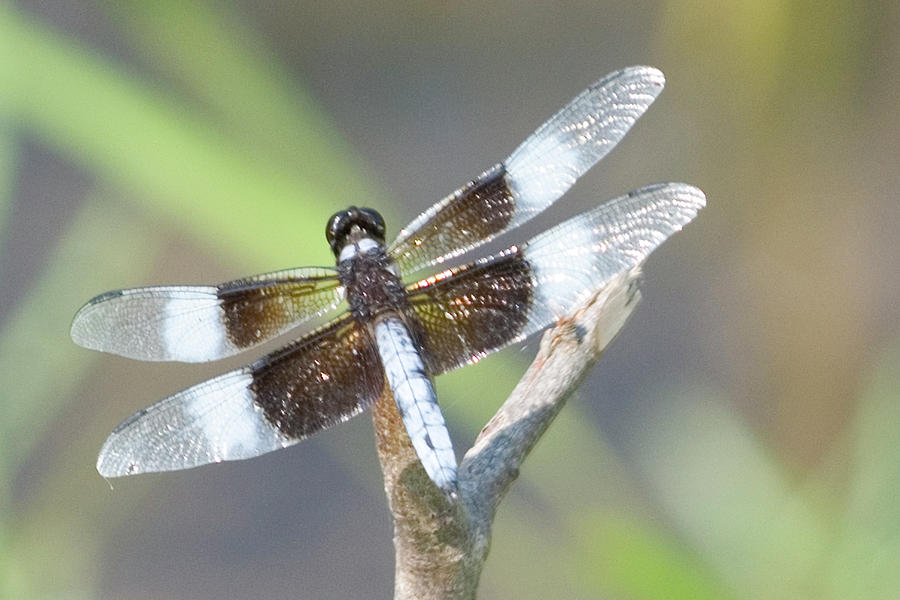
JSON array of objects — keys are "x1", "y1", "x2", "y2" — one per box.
[{"x1": 1, "y1": 1, "x2": 898, "y2": 599}]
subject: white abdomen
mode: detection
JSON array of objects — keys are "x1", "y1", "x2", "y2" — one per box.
[{"x1": 374, "y1": 318, "x2": 457, "y2": 494}]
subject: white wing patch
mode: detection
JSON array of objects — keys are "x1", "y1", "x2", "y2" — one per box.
[
  {"x1": 522, "y1": 183, "x2": 706, "y2": 335},
  {"x1": 96, "y1": 371, "x2": 293, "y2": 477},
  {"x1": 71, "y1": 286, "x2": 225, "y2": 362},
  {"x1": 506, "y1": 133, "x2": 584, "y2": 217},
  {"x1": 181, "y1": 373, "x2": 286, "y2": 460},
  {"x1": 503, "y1": 66, "x2": 665, "y2": 229},
  {"x1": 161, "y1": 295, "x2": 227, "y2": 362}
]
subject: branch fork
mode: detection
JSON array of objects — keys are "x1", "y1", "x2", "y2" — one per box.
[{"x1": 373, "y1": 269, "x2": 642, "y2": 599}]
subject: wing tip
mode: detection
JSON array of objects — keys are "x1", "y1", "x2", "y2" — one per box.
[
  {"x1": 633, "y1": 182, "x2": 707, "y2": 212},
  {"x1": 96, "y1": 410, "x2": 151, "y2": 478},
  {"x1": 96, "y1": 440, "x2": 130, "y2": 478},
  {"x1": 624, "y1": 64, "x2": 666, "y2": 83},
  {"x1": 594, "y1": 65, "x2": 666, "y2": 94},
  {"x1": 69, "y1": 318, "x2": 88, "y2": 348},
  {"x1": 70, "y1": 291, "x2": 120, "y2": 347},
  {"x1": 96, "y1": 462, "x2": 125, "y2": 479},
  {"x1": 668, "y1": 183, "x2": 707, "y2": 213}
]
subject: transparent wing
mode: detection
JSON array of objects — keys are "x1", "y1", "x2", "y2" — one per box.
[
  {"x1": 389, "y1": 66, "x2": 666, "y2": 274},
  {"x1": 404, "y1": 183, "x2": 705, "y2": 374},
  {"x1": 97, "y1": 316, "x2": 383, "y2": 477},
  {"x1": 71, "y1": 267, "x2": 343, "y2": 362}
]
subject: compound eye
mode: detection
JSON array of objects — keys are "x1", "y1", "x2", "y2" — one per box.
[
  {"x1": 359, "y1": 208, "x2": 386, "y2": 241},
  {"x1": 325, "y1": 209, "x2": 353, "y2": 253}
]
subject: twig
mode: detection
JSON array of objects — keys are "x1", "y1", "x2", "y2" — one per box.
[{"x1": 373, "y1": 268, "x2": 642, "y2": 599}]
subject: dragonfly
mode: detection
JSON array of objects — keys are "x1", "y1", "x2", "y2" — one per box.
[{"x1": 71, "y1": 66, "x2": 704, "y2": 496}]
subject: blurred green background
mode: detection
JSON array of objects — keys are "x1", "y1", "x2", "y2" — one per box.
[{"x1": 1, "y1": 1, "x2": 899, "y2": 598}]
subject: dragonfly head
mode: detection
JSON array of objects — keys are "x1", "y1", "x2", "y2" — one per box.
[{"x1": 326, "y1": 206, "x2": 386, "y2": 258}]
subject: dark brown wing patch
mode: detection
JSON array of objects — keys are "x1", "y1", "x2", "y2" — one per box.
[
  {"x1": 388, "y1": 165, "x2": 515, "y2": 275},
  {"x1": 250, "y1": 316, "x2": 383, "y2": 439},
  {"x1": 403, "y1": 248, "x2": 534, "y2": 376},
  {"x1": 219, "y1": 270, "x2": 343, "y2": 350}
]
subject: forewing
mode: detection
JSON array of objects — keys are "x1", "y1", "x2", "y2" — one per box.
[
  {"x1": 388, "y1": 66, "x2": 666, "y2": 274},
  {"x1": 97, "y1": 316, "x2": 383, "y2": 477},
  {"x1": 405, "y1": 183, "x2": 705, "y2": 375},
  {"x1": 71, "y1": 267, "x2": 343, "y2": 362}
]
